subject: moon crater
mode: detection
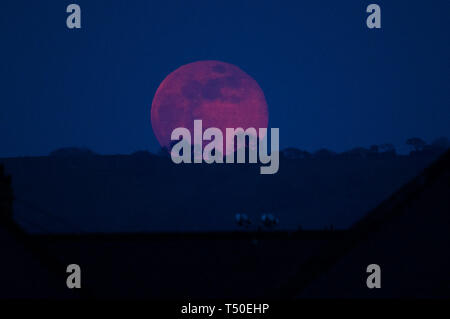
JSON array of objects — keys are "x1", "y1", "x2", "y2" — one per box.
[{"x1": 151, "y1": 61, "x2": 269, "y2": 150}]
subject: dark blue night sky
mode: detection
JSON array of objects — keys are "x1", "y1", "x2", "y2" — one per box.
[{"x1": 1, "y1": 0, "x2": 449, "y2": 157}]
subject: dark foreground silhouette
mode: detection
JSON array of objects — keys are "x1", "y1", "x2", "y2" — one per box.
[{"x1": 0, "y1": 150, "x2": 449, "y2": 299}]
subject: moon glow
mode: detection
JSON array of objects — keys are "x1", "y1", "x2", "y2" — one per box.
[{"x1": 151, "y1": 61, "x2": 269, "y2": 151}]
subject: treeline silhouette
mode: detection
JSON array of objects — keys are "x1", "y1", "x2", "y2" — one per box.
[
  {"x1": 282, "y1": 136, "x2": 449, "y2": 160},
  {"x1": 48, "y1": 136, "x2": 450, "y2": 160}
]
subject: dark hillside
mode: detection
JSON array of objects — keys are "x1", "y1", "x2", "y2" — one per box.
[{"x1": 0, "y1": 152, "x2": 439, "y2": 233}]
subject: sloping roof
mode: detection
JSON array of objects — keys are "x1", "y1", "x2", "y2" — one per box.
[{"x1": 293, "y1": 150, "x2": 450, "y2": 297}]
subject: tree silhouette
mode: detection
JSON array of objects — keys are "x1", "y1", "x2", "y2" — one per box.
[
  {"x1": 341, "y1": 147, "x2": 370, "y2": 159},
  {"x1": 379, "y1": 143, "x2": 395, "y2": 153},
  {"x1": 406, "y1": 137, "x2": 426, "y2": 152}
]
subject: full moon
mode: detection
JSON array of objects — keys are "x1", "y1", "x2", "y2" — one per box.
[{"x1": 151, "y1": 61, "x2": 269, "y2": 151}]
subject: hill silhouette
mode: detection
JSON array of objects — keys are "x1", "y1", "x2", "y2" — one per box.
[{"x1": 0, "y1": 146, "x2": 444, "y2": 233}]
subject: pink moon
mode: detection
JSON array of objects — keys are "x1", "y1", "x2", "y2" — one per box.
[{"x1": 151, "y1": 61, "x2": 269, "y2": 151}]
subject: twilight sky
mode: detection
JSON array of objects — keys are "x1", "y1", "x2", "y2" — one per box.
[{"x1": 0, "y1": 0, "x2": 449, "y2": 157}]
